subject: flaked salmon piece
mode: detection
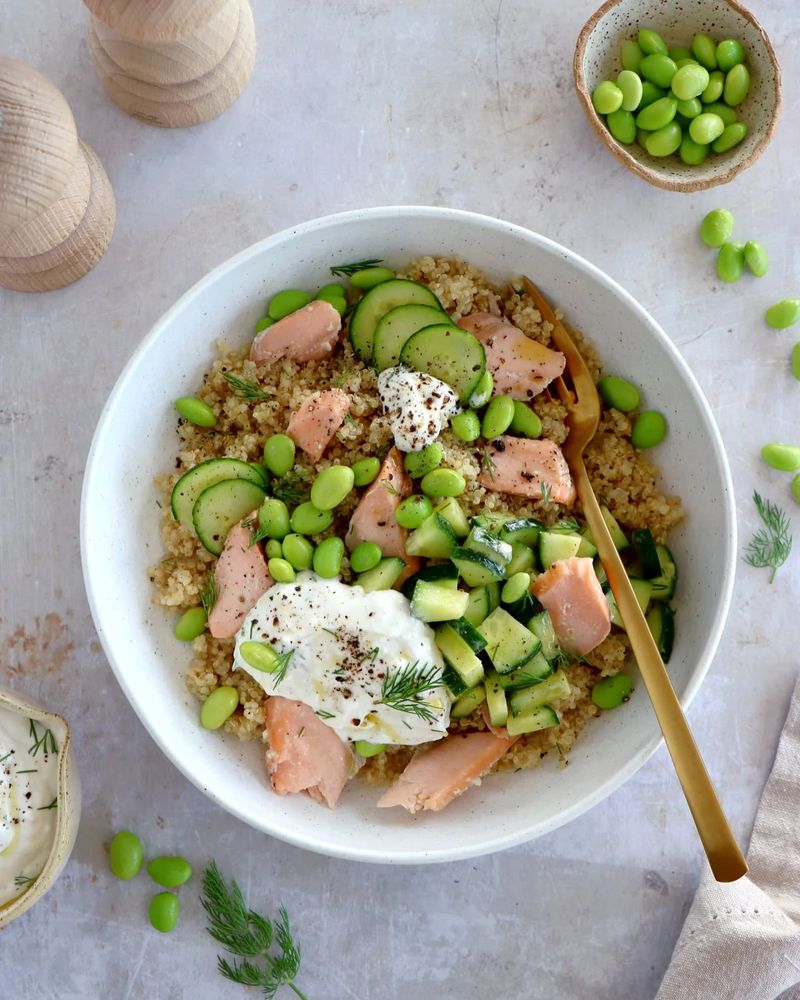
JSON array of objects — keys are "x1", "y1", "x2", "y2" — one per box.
[
  {"x1": 377, "y1": 731, "x2": 519, "y2": 814},
  {"x1": 286, "y1": 388, "x2": 350, "y2": 461},
  {"x1": 346, "y1": 447, "x2": 413, "y2": 557},
  {"x1": 394, "y1": 556, "x2": 423, "y2": 590},
  {"x1": 208, "y1": 517, "x2": 272, "y2": 639},
  {"x1": 479, "y1": 436, "x2": 576, "y2": 505},
  {"x1": 250, "y1": 300, "x2": 342, "y2": 364},
  {"x1": 265, "y1": 696, "x2": 357, "y2": 809},
  {"x1": 532, "y1": 556, "x2": 611, "y2": 656},
  {"x1": 458, "y1": 312, "x2": 565, "y2": 400},
  {"x1": 480, "y1": 703, "x2": 510, "y2": 739}
]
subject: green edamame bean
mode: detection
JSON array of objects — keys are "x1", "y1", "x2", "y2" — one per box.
[
  {"x1": 420, "y1": 468, "x2": 466, "y2": 498},
  {"x1": 631, "y1": 410, "x2": 668, "y2": 449},
  {"x1": 675, "y1": 58, "x2": 700, "y2": 69},
  {"x1": 635, "y1": 95, "x2": 677, "y2": 131},
  {"x1": 501, "y1": 572, "x2": 531, "y2": 605},
  {"x1": 510, "y1": 400, "x2": 542, "y2": 438},
  {"x1": 109, "y1": 830, "x2": 143, "y2": 881},
  {"x1": 645, "y1": 121, "x2": 682, "y2": 157},
  {"x1": 598, "y1": 375, "x2": 640, "y2": 413},
  {"x1": 200, "y1": 686, "x2": 239, "y2": 730},
  {"x1": 699, "y1": 208, "x2": 734, "y2": 247},
  {"x1": 317, "y1": 282, "x2": 345, "y2": 299},
  {"x1": 743, "y1": 241, "x2": 768, "y2": 277},
  {"x1": 310, "y1": 465, "x2": 355, "y2": 510},
  {"x1": 263, "y1": 434, "x2": 296, "y2": 476},
  {"x1": 616, "y1": 70, "x2": 643, "y2": 112},
  {"x1": 395, "y1": 494, "x2": 433, "y2": 530},
  {"x1": 792, "y1": 343, "x2": 800, "y2": 382},
  {"x1": 268, "y1": 557, "x2": 297, "y2": 582},
  {"x1": 312, "y1": 536, "x2": 344, "y2": 578},
  {"x1": 717, "y1": 242, "x2": 745, "y2": 283},
  {"x1": 637, "y1": 128, "x2": 650, "y2": 148},
  {"x1": 591, "y1": 81, "x2": 623, "y2": 115},
  {"x1": 668, "y1": 45, "x2": 691, "y2": 61},
  {"x1": 350, "y1": 267, "x2": 396, "y2": 289},
  {"x1": 766, "y1": 299, "x2": 800, "y2": 330},
  {"x1": 265, "y1": 539, "x2": 283, "y2": 559},
  {"x1": 761, "y1": 444, "x2": 800, "y2": 472},
  {"x1": 354, "y1": 740, "x2": 386, "y2": 758},
  {"x1": 792, "y1": 474, "x2": 800, "y2": 505},
  {"x1": 289, "y1": 502, "x2": 334, "y2": 536},
  {"x1": 716, "y1": 39, "x2": 745, "y2": 72},
  {"x1": 255, "y1": 315, "x2": 274, "y2": 333},
  {"x1": 638, "y1": 29, "x2": 668, "y2": 56},
  {"x1": 149, "y1": 892, "x2": 179, "y2": 934},
  {"x1": 174, "y1": 607, "x2": 207, "y2": 642},
  {"x1": 670, "y1": 63, "x2": 709, "y2": 100},
  {"x1": 268, "y1": 289, "x2": 311, "y2": 321},
  {"x1": 703, "y1": 101, "x2": 737, "y2": 125},
  {"x1": 689, "y1": 112, "x2": 724, "y2": 145},
  {"x1": 450, "y1": 409, "x2": 481, "y2": 442},
  {"x1": 147, "y1": 856, "x2": 193, "y2": 889},
  {"x1": 607, "y1": 108, "x2": 636, "y2": 144},
  {"x1": 281, "y1": 533, "x2": 314, "y2": 570},
  {"x1": 351, "y1": 456, "x2": 381, "y2": 486},
  {"x1": 712, "y1": 122, "x2": 747, "y2": 153},
  {"x1": 481, "y1": 395, "x2": 515, "y2": 439},
  {"x1": 723, "y1": 64, "x2": 750, "y2": 106},
  {"x1": 350, "y1": 541, "x2": 382, "y2": 573},
  {"x1": 404, "y1": 443, "x2": 443, "y2": 478},
  {"x1": 692, "y1": 33, "x2": 718, "y2": 69},
  {"x1": 640, "y1": 54, "x2": 677, "y2": 89},
  {"x1": 175, "y1": 397, "x2": 216, "y2": 428},
  {"x1": 679, "y1": 134, "x2": 709, "y2": 165},
  {"x1": 469, "y1": 369, "x2": 494, "y2": 408},
  {"x1": 621, "y1": 39, "x2": 644, "y2": 73},
  {"x1": 258, "y1": 498, "x2": 290, "y2": 539},
  {"x1": 315, "y1": 285, "x2": 347, "y2": 315},
  {"x1": 591, "y1": 674, "x2": 632, "y2": 709},
  {"x1": 701, "y1": 70, "x2": 724, "y2": 103},
  {"x1": 638, "y1": 81, "x2": 666, "y2": 109},
  {"x1": 676, "y1": 97, "x2": 702, "y2": 119},
  {"x1": 239, "y1": 641, "x2": 281, "y2": 672}
]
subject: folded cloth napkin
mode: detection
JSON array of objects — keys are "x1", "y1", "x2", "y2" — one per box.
[{"x1": 657, "y1": 674, "x2": 800, "y2": 1000}]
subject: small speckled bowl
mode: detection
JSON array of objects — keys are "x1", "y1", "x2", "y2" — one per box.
[
  {"x1": 0, "y1": 687, "x2": 81, "y2": 929},
  {"x1": 574, "y1": 0, "x2": 781, "y2": 192}
]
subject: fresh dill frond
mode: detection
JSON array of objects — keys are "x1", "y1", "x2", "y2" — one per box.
[
  {"x1": 0, "y1": 750, "x2": 12, "y2": 764},
  {"x1": 273, "y1": 475, "x2": 309, "y2": 506},
  {"x1": 539, "y1": 481, "x2": 552, "y2": 504},
  {"x1": 315, "y1": 709, "x2": 335, "y2": 719},
  {"x1": 319, "y1": 627, "x2": 339, "y2": 639},
  {"x1": 200, "y1": 573, "x2": 218, "y2": 616},
  {"x1": 244, "y1": 515, "x2": 270, "y2": 547},
  {"x1": 382, "y1": 480, "x2": 399, "y2": 496},
  {"x1": 552, "y1": 518, "x2": 580, "y2": 533},
  {"x1": 14, "y1": 873, "x2": 37, "y2": 888},
  {"x1": 270, "y1": 650, "x2": 295, "y2": 687},
  {"x1": 343, "y1": 412, "x2": 356, "y2": 427},
  {"x1": 37, "y1": 797, "x2": 57, "y2": 811},
  {"x1": 28, "y1": 719, "x2": 57, "y2": 757},
  {"x1": 222, "y1": 372, "x2": 270, "y2": 402},
  {"x1": 330, "y1": 257, "x2": 384, "y2": 277},
  {"x1": 333, "y1": 368, "x2": 352, "y2": 388},
  {"x1": 743, "y1": 491, "x2": 793, "y2": 583},
  {"x1": 379, "y1": 661, "x2": 443, "y2": 723},
  {"x1": 481, "y1": 448, "x2": 496, "y2": 480}
]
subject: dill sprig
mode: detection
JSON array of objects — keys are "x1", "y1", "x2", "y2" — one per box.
[
  {"x1": 37, "y1": 797, "x2": 57, "y2": 811},
  {"x1": 379, "y1": 661, "x2": 443, "y2": 723},
  {"x1": 315, "y1": 709, "x2": 335, "y2": 720},
  {"x1": 14, "y1": 873, "x2": 37, "y2": 888},
  {"x1": 270, "y1": 650, "x2": 295, "y2": 687},
  {"x1": 0, "y1": 750, "x2": 12, "y2": 764},
  {"x1": 222, "y1": 372, "x2": 270, "y2": 402},
  {"x1": 743, "y1": 491, "x2": 793, "y2": 583},
  {"x1": 552, "y1": 518, "x2": 580, "y2": 533},
  {"x1": 28, "y1": 719, "x2": 57, "y2": 757},
  {"x1": 539, "y1": 481, "x2": 552, "y2": 504},
  {"x1": 273, "y1": 474, "x2": 309, "y2": 506},
  {"x1": 201, "y1": 862, "x2": 306, "y2": 1000},
  {"x1": 200, "y1": 573, "x2": 218, "y2": 616},
  {"x1": 481, "y1": 448, "x2": 496, "y2": 480},
  {"x1": 330, "y1": 257, "x2": 384, "y2": 277}
]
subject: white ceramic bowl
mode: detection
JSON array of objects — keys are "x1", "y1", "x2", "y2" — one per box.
[{"x1": 81, "y1": 206, "x2": 735, "y2": 864}]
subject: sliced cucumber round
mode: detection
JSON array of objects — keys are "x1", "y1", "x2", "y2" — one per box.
[
  {"x1": 372, "y1": 304, "x2": 446, "y2": 372},
  {"x1": 348, "y1": 279, "x2": 441, "y2": 363},
  {"x1": 171, "y1": 458, "x2": 267, "y2": 528},
  {"x1": 192, "y1": 479, "x2": 267, "y2": 555},
  {"x1": 399, "y1": 324, "x2": 486, "y2": 403}
]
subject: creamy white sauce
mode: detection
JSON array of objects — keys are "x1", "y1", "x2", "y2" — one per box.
[
  {"x1": 0, "y1": 708, "x2": 60, "y2": 907},
  {"x1": 234, "y1": 573, "x2": 450, "y2": 745},
  {"x1": 377, "y1": 366, "x2": 459, "y2": 452}
]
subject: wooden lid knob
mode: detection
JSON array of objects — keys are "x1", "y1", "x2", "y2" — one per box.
[{"x1": 83, "y1": 0, "x2": 225, "y2": 42}]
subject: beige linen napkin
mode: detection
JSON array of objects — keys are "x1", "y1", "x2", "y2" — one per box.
[{"x1": 657, "y1": 674, "x2": 800, "y2": 1000}]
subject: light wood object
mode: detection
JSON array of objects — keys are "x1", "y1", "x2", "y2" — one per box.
[
  {"x1": 0, "y1": 58, "x2": 115, "y2": 292},
  {"x1": 85, "y1": 0, "x2": 255, "y2": 128}
]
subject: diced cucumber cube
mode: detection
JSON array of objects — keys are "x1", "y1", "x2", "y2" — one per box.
[
  {"x1": 499, "y1": 517, "x2": 542, "y2": 546},
  {"x1": 357, "y1": 557, "x2": 406, "y2": 592},
  {"x1": 505, "y1": 541, "x2": 536, "y2": 576},
  {"x1": 406, "y1": 512, "x2": 456, "y2": 559},
  {"x1": 435, "y1": 498, "x2": 469, "y2": 539},
  {"x1": 505, "y1": 704, "x2": 560, "y2": 737},
  {"x1": 465, "y1": 525, "x2": 513, "y2": 564},
  {"x1": 450, "y1": 684, "x2": 486, "y2": 718},
  {"x1": 485, "y1": 672, "x2": 508, "y2": 727},
  {"x1": 411, "y1": 580, "x2": 469, "y2": 622},
  {"x1": 497, "y1": 652, "x2": 552, "y2": 690},
  {"x1": 451, "y1": 547, "x2": 506, "y2": 587},
  {"x1": 539, "y1": 531, "x2": 582, "y2": 569},
  {"x1": 527, "y1": 611, "x2": 561, "y2": 662},
  {"x1": 478, "y1": 607, "x2": 541, "y2": 674},
  {"x1": 435, "y1": 624, "x2": 485, "y2": 690},
  {"x1": 509, "y1": 669, "x2": 570, "y2": 715}
]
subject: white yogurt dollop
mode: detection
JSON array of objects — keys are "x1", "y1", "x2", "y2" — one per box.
[
  {"x1": 377, "y1": 366, "x2": 459, "y2": 452},
  {"x1": 234, "y1": 573, "x2": 450, "y2": 745}
]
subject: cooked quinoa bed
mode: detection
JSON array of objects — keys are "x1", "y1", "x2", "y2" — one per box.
[{"x1": 151, "y1": 256, "x2": 683, "y2": 785}]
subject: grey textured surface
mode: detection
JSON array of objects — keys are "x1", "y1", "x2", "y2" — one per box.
[{"x1": 1, "y1": 2, "x2": 798, "y2": 997}]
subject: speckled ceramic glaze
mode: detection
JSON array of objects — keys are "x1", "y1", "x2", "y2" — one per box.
[
  {"x1": 0, "y1": 688, "x2": 80, "y2": 928},
  {"x1": 574, "y1": 0, "x2": 781, "y2": 192},
  {"x1": 81, "y1": 206, "x2": 736, "y2": 864}
]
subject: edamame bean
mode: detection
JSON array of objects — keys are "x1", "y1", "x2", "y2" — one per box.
[
  {"x1": 631, "y1": 410, "x2": 668, "y2": 449},
  {"x1": 692, "y1": 33, "x2": 718, "y2": 69},
  {"x1": 312, "y1": 536, "x2": 344, "y2": 578},
  {"x1": 761, "y1": 444, "x2": 800, "y2": 472},
  {"x1": 268, "y1": 557, "x2": 296, "y2": 582},
  {"x1": 635, "y1": 95, "x2": 677, "y2": 131},
  {"x1": 592, "y1": 81, "x2": 623, "y2": 115},
  {"x1": 109, "y1": 831, "x2": 143, "y2": 881},
  {"x1": 640, "y1": 54, "x2": 677, "y2": 89},
  {"x1": 703, "y1": 101, "x2": 738, "y2": 125},
  {"x1": 676, "y1": 97, "x2": 702, "y2": 119},
  {"x1": 679, "y1": 134, "x2": 709, "y2": 165},
  {"x1": 149, "y1": 892, "x2": 179, "y2": 934},
  {"x1": 316, "y1": 283, "x2": 347, "y2": 314},
  {"x1": 268, "y1": 289, "x2": 311, "y2": 321},
  {"x1": 510, "y1": 400, "x2": 542, "y2": 438},
  {"x1": 723, "y1": 64, "x2": 750, "y2": 106},
  {"x1": 175, "y1": 397, "x2": 216, "y2": 428},
  {"x1": 621, "y1": 39, "x2": 644, "y2": 73},
  {"x1": 616, "y1": 70, "x2": 643, "y2": 112},
  {"x1": 716, "y1": 38, "x2": 745, "y2": 72},
  {"x1": 317, "y1": 282, "x2": 345, "y2": 298},
  {"x1": 792, "y1": 343, "x2": 800, "y2": 382},
  {"x1": 699, "y1": 208, "x2": 734, "y2": 247},
  {"x1": 350, "y1": 267, "x2": 396, "y2": 289},
  {"x1": 637, "y1": 128, "x2": 650, "y2": 148},
  {"x1": 350, "y1": 541, "x2": 382, "y2": 573},
  {"x1": 675, "y1": 58, "x2": 699, "y2": 69},
  {"x1": 263, "y1": 434, "x2": 296, "y2": 476},
  {"x1": 481, "y1": 395, "x2": 515, "y2": 439},
  {"x1": 765, "y1": 299, "x2": 800, "y2": 330},
  {"x1": 289, "y1": 501, "x2": 334, "y2": 536},
  {"x1": 502, "y1": 572, "x2": 531, "y2": 605},
  {"x1": 607, "y1": 108, "x2": 636, "y2": 144},
  {"x1": 420, "y1": 468, "x2": 466, "y2": 498},
  {"x1": 200, "y1": 685, "x2": 239, "y2": 730},
  {"x1": 265, "y1": 539, "x2": 283, "y2": 559},
  {"x1": 638, "y1": 29, "x2": 668, "y2": 56},
  {"x1": 598, "y1": 375, "x2": 640, "y2": 412},
  {"x1": 450, "y1": 409, "x2": 481, "y2": 442},
  {"x1": 255, "y1": 315, "x2": 274, "y2": 333},
  {"x1": 281, "y1": 533, "x2": 314, "y2": 570},
  {"x1": 239, "y1": 641, "x2": 281, "y2": 672},
  {"x1": 404, "y1": 443, "x2": 442, "y2": 478},
  {"x1": 670, "y1": 62, "x2": 709, "y2": 100},
  {"x1": 701, "y1": 69, "x2": 725, "y2": 103},
  {"x1": 174, "y1": 607, "x2": 207, "y2": 642},
  {"x1": 645, "y1": 121, "x2": 682, "y2": 157},
  {"x1": 638, "y1": 81, "x2": 666, "y2": 109},
  {"x1": 354, "y1": 740, "x2": 386, "y2": 758},
  {"x1": 717, "y1": 241, "x2": 745, "y2": 283},
  {"x1": 591, "y1": 674, "x2": 633, "y2": 709},
  {"x1": 712, "y1": 122, "x2": 747, "y2": 153},
  {"x1": 689, "y1": 112, "x2": 724, "y2": 145},
  {"x1": 147, "y1": 857, "x2": 193, "y2": 889},
  {"x1": 792, "y1": 474, "x2": 800, "y2": 506},
  {"x1": 469, "y1": 369, "x2": 494, "y2": 407},
  {"x1": 743, "y1": 241, "x2": 768, "y2": 277},
  {"x1": 351, "y1": 456, "x2": 381, "y2": 486},
  {"x1": 669, "y1": 46, "x2": 692, "y2": 63},
  {"x1": 258, "y1": 498, "x2": 290, "y2": 539},
  {"x1": 395, "y1": 494, "x2": 433, "y2": 529},
  {"x1": 310, "y1": 465, "x2": 355, "y2": 510}
]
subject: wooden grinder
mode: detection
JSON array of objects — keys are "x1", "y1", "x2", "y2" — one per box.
[
  {"x1": 0, "y1": 57, "x2": 115, "y2": 292},
  {"x1": 84, "y1": 0, "x2": 256, "y2": 128}
]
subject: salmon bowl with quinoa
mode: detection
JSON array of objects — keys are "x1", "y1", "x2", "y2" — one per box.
[{"x1": 82, "y1": 207, "x2": 736, "y2": 861}]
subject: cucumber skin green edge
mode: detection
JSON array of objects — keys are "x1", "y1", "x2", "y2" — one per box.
[
  {"x1": 170, "y1": 457, "x2": 267, "y2": 526},
  {"x1": 399, "y1": 324, "x2": 487, "y2": 403},
  {"x1": 348, "y1": 279, "x2": 442, "y2": 363}
]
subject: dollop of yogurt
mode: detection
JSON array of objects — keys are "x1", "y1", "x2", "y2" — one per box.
[
  {"x1": 377, "y1": 366, "x2": 459, "y2": 452},
  {"x1": 234, "y1": 573, "x2": 450, "y2": 745}
]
